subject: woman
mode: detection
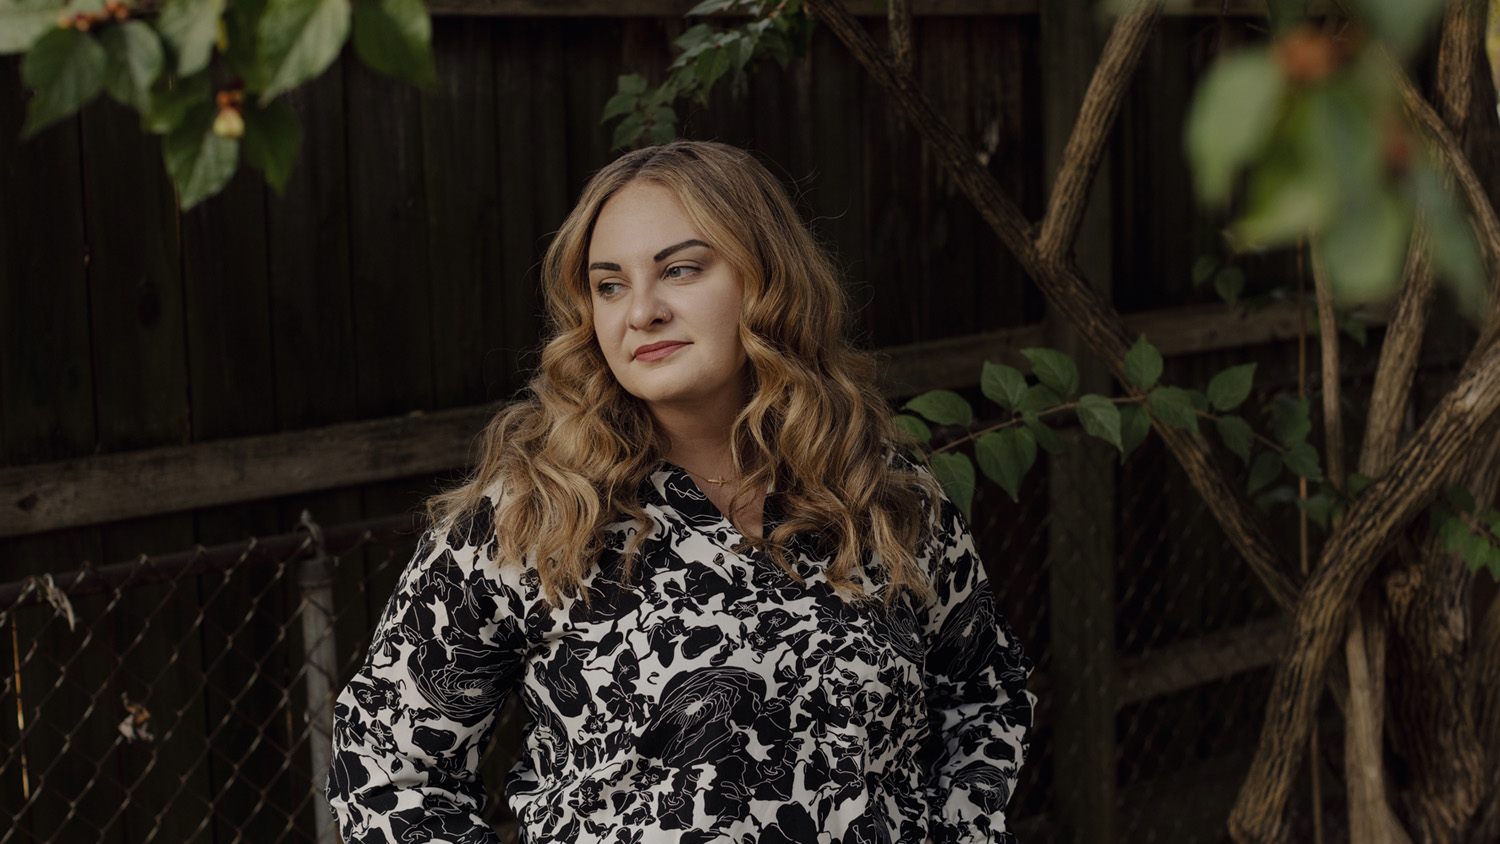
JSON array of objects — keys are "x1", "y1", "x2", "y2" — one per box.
[{"x1": 326, "y1": 140, "x2": 1033, "y2": 844}]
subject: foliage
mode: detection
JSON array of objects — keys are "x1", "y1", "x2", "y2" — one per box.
[
  {"x1": 1, "y1": 0, "x2": 435, "y2": 208},
  {"x1": 892, "y1": 337, "x2": 1499, "y2": 580},
  {"x1": 601, "y1": 0, "x2": 814, "y2": 150},
  {"x1": 1185, "y1": 0, "x2": 1489, "y2": 324}
]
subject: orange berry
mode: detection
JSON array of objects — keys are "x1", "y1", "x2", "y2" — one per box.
[{"x1": 1275, "y1": 24, "x2": 1339, "y2": 84}]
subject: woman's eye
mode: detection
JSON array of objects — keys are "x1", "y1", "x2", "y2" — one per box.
[
  {"x1": 596, "y1": 281, "x2": 624, "y2": 298},
  {"x1": 665, "y1": 265, "x2": 699, "y2": 280}
]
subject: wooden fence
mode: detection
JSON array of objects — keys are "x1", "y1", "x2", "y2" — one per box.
[{"x1": 2, "y1": 1, "x2": 1490, "y2": 842}]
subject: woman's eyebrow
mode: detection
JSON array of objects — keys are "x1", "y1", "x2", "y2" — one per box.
[
  {"x1": 653, "y1": 239, "x2": 711, "y2": 262},
  {"x1": 588, "y1": 239, "x2": 711, "y2": 272}
]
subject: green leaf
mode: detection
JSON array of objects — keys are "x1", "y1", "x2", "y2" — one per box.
[
  {"x1": 1215, "y1": 414, "x2": 1255, "y2": 463},
  {"x1": 1438, "y1": 510, "x2": 1469, "y2": 552},
  {"x1": 929, "y1": 452, "x2": 975, "y2": 523},
  {"x1": 981, "y1": 361, "x2": 1027, "y2": 412},
  {"x1": 21, "y1": 27, "x2": 105, "y2": 136},
  {"x1": 686, "y1": 0, "x2": 735, "y2": 16},
  {"x1": 1119, "y1": 403, "x2": 1151, "y2": 462},
  {"x1": 145, "y1": 71, "x2": 212, "y2": 134},
  {"x1": 352, "y1": 0, "x2": 435, "y2": 86},
  {"x1": 1248, "y1": 450, "x2": 1282, "y2": 494},
  {"x1": 158, "y1": 0, "x2": 225, "y2": 76},
  {"x1": 258, "y1": 0, "x2": 350, "y2": 104},
  {"x1": 1076, "y1": 394, "x2": 1123, "y2": 453},
  {"x1": 1444, "y1": 485, "x2": 1476, "y2": 514},
  {"x1": 1320, "y1": 188, "x2": 1412, "y2": 307},
  {"x1": 1281, "y1": 441, "x2": 1323, "y2": 481},
  {"x1": 1147, "y1": 386, "x2": 1199, "y2": 434},
  {"x1": 694, "y1": 39, "x2": 732, "y2": 95},
  {"x1": 611, "y1": 111, "x2": 646, "y2": 150},
  {"x1": 1414, "y1": 160, "x2": 1488, "y2": 324},
  {"x1": 1186, "y1": 47, "x2": 1286, "y2": 205},
  {"x1": 1215, "y1": 265, "x2": 1246, "y2": 305},
  {"x1": 1191, "y1": 254, "x2": 1219, "y2": 287},
  {"x1": 100, "y1": 21, "x2": 163, "y2": 114},
  {"x1": 1023, "y1": 416, "x2": 1069, "y2": 456},
  {"x1": 892, "y1": 413, "x2": 931, "y2": 445},
  {"x1": 673, "y1": 22, "x2": 715, "y2": 56},
  {"x1": 618, "y1": 72, "x2": 647, "y2": 95},
  {"x1": 1208, "y1": 363, "x2": 1257, "y2": 411},
  {"x1": 903, "y1": 390, "x2": 973, "y2": 428},
  {"x1": 1358, "y1": 0, "x2": 1447, "y2": 56},
  {"x1": 976, "y1": 429, "x2": 1035, "y2": 502},
  {"x1": 1124, "y1": 335, "x2": 1163, "y2": 391},
  {"x1": 222, "y1": 0, "x2": 270, "y2": 92},
  {"x1": 1348, "y1": 472, "x2": 1373, "y2": 495},
  {"x1": 601, "y1": 90, "x2": 638, "y2": 123},
  {"x1": 0, "y1": 0, "x2": 67, "y2": 55},
  {"x1": 1021, "y1": 347, "x2": 1079, "y2": 398},
  {"x1": 1256, "y1": 484, "x2": 1299, "y2": 512},
  {"x1": 1020, "y1": 383, "x2": 1064, "y2": 416},
  {"x1": 1461, "y1": 533, "x2": 1494, "y2": 571},
  {"x1": 242, "y1": 97, "x2": 301, "y2": 193},
  {"x1": 1296, "y1": 489, "x2": 1334, "y2": 531},
  {"x1": 1267, "y1": 393, "x2": 1311, "y2": 447},
  {"x1": 163, "y1": 103, "x2": 239, "y2": 210},
  {"x1": 1469, "y1": 539, "x2": 1500, "y2": 578}
]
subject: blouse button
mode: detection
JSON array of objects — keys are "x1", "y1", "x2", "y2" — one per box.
[{"x1": 714, "y1": 553, "x2": 725, "y2": 564}]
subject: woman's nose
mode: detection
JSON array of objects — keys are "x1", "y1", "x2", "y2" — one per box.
[{"x1": 627, "y1": 282, "x2": 670, "y2": 329}]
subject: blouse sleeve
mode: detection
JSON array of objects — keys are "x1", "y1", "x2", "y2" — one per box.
[
  {"x1": 326, "y1": 512, "x2": 527, "y2": 844},
  {"x1": 915, "y1": 488, "x2": 1036, "y2": 844}
]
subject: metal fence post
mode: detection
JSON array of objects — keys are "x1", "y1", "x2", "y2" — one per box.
[{"x1": 298, "y1": 510, "x2": 339, "y2": 844}]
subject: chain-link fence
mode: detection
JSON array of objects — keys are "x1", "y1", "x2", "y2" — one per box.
[{"x1": 1, "y1": 442, "x2": 1320, "y2": 844}]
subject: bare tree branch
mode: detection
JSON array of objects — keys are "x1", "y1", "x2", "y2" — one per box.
[
  {"x1": 804, "y1": 0, "x2": 1304, "y2": 612},
  {"x1": 1230, "y1": 340, "x2": 1500, "y2": 843},
  {"x1": 1315, "y1": 240, "x2": 1411, "y2": 843},
  {"x1": 1036, "y1": 0, "x2": 1160, "y2": 262},
  {"x1": 889, "y1": 0, "x2": 913, "y2": 77}
]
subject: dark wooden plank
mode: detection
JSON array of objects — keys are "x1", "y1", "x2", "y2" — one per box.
[
  {"x1": 179, "y1": 159, "x2": 292, "y2": 843},
  {"x1": 424, "y1": 19, "x2": 501, "y2": 408},
  {"x1": 347, "y1": 55, "x2": 434, "y2": 421},
  {"x1": 808, "y1": 24, "x2": 868, "y2": 340},
  {"x1": 0, "y1": 406, "x2": 494, "y2": 538},
  {"x1": 78, "y1": 91, "x2": 211, "y2": 844},
  {"x1": 1040, "y1": 2, "x2": 1118, "y2": 841},
  {"x1": 562, "y1": 19, "x2": 621, "y2": 199},
  {"x1": 493, "y1": 19, "x2": 566, "y2": 394},
  {"x1": 857, "y1": 15, "x2": 922, "y2": 348},
  {"x1": 0, "y1": 57, "x2": 119, "y2": 843},
  {"x1": 967, "y1": 14, "x2": 1037, "y2": 335}
]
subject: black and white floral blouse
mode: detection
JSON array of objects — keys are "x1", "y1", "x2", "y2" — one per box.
[{"x1": 327, "y1": 462, "x2": 1034, "y2": 844}]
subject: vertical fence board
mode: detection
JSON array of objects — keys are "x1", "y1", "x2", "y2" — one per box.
[
  {"x1": 861, "y1": 16, "x2": 923, "y2": 348},
  {"x1": 562, "y1": 19, "x2": 620, "y2": 198},
  {"x1": 78, "y1": 95, "x2": 209, "y2": 844},
  {"x1": 0, "y1": 60, "x2": 117, "y2": 844},
  {"x1": 1040, "y1": 3, "x2": 1118, "y2": 842},
  {"x1": 808, "y1": 27, "x2": 867, "y2": 337},
  {"x1": 180, "y1": 165, "x2": 295, "y2": 842},
  {"x1": 494, "y1": 19, "x2": 567, "y2": 392},
  {"x1": 424, "y1": 20, "x2": 501, "y2": 409}
]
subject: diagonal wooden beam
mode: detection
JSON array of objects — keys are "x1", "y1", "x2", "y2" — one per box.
[
  {"x1": 1037, "y1": 0, "x2": 1161, "y2": 261},
  {"x1": 805, "y1": 0, "x2": 1303, "y2": 610}
]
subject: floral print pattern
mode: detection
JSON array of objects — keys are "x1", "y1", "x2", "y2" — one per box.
[{"x1": 327, "y1": 462, "x2": 1034, "y2": 843}]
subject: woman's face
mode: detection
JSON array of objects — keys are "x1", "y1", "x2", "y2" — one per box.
[{"x1": 588, "y1": 180, "x2": 749, "y2": 417}]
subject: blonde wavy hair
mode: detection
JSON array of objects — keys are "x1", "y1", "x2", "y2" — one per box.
[{"x1": 428, "y1": 140, "x2": 938, "y2": 609}]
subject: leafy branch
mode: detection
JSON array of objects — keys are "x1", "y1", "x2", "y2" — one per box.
[
  {"x1": 601, "y1": 0, "x2": 813, "y2": 150},
  {"x1": 4, "y1": 0, "x2": 437, "y2": 208}
]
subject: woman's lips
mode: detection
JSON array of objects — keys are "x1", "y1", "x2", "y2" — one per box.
[{"x1": 634, "y1": 341, "x2": 689, "y2": 361}]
